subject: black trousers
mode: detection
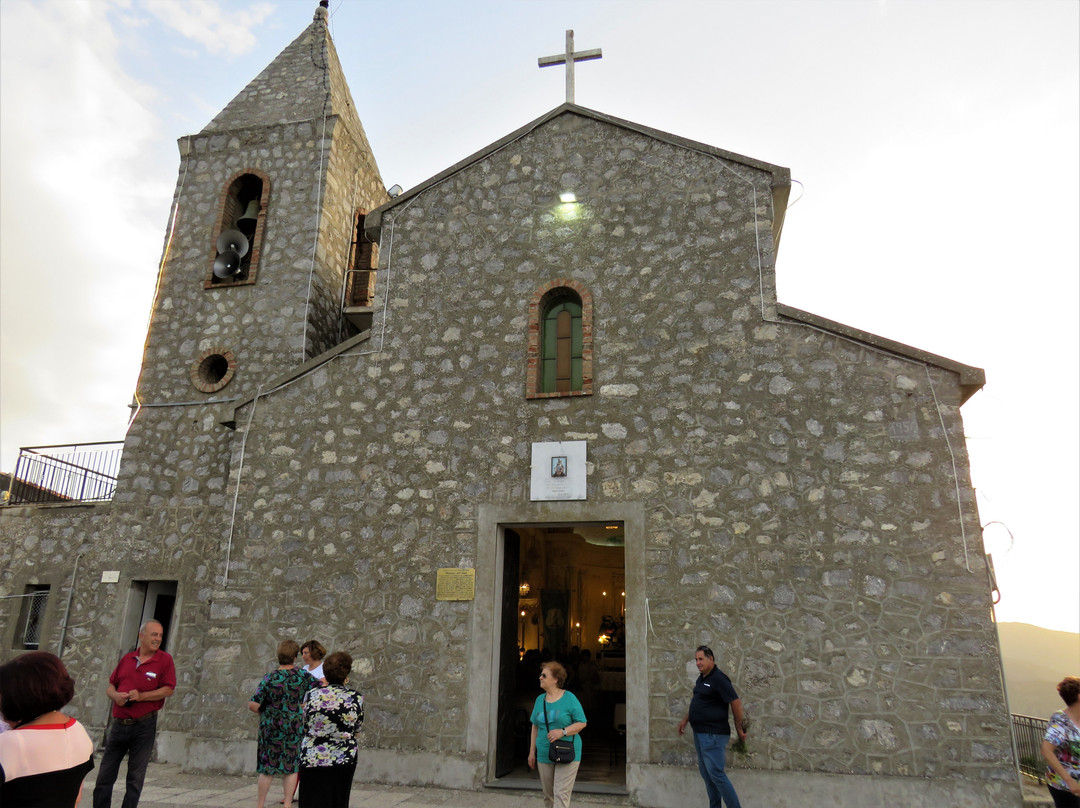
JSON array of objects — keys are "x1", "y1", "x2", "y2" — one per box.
[
  {"x1": 298, "y1": 761, "x2": 357, "y2": 808},
  {"x1": 1048, "y1": 786, "x2": 1080, "y2": 808},
  {"x1": 93, "y1": 713, "x2": 157, "y2": 808}
]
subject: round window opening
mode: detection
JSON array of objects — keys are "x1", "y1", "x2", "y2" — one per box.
[
  {"x1": 190, "y1": 348, "x2": 236, "y2": 393},
  {"x1": 199, "y1": 354, "x2": 229, "y2": 384}
]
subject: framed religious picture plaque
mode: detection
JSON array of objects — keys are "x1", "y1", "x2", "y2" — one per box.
[{"x1": 531, "y1": 441, "x2": 586, "y2": 500}]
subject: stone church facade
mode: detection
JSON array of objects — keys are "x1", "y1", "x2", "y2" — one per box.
[{"x1": 0, "y1": 7, "x2": 1020, "y2": 807}]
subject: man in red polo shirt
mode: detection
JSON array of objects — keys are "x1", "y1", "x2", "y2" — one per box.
[{"x1": 93, "y1": 620, "x2": 176, "y2": 808}]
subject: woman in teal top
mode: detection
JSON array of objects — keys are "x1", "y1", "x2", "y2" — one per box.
[{"x1": 528, "y1": 661, "x2": 588, "y2": 808}]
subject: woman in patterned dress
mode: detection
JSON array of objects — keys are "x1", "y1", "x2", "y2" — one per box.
[
  {"x1": 300, "y1": 651, "x2": 364, "y2": 808},
  {"x1": 1042, "y1": 676, "x2": 1080, "y2": 808},
  {"x1": 248, "y1": 639, "x2": 317, "y2": 808}
]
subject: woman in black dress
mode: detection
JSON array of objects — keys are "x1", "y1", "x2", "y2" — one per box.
[{"x1": 300, "y1": 651, "x2": 364, "y2": 807}]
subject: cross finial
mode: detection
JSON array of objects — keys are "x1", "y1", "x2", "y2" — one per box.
[{"x1": 538, "y1": 30, "x2": 602, "y2": 104}]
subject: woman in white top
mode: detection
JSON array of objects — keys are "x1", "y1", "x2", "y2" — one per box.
[
  {"x1": 288, "y1": 640, "x2": 327, "y2": 806},
  {"x1": 0, "y1": 652, "x2": 94, "y2": 808},
  {"x1": 300, "y1": 640, "x2": 327, "y2": 684}
]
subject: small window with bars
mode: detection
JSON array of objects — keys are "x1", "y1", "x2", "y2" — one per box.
[{"x1": 18, "y1": 584, "x2": 50, "y2": 650}]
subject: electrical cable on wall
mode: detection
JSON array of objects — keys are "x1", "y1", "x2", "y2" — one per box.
[
  {"x1": 786, "y1": 178, "x2": 805, "y2": 209},
  {"x1": 925, "y1": 363, "x2": 972, "y2": 572},
  {"x1": 300, "y1": 25, "x2": 334, "y2": 365},
  {"x1": 223, "y1": 384, "x2": 263, "y2": 588}
]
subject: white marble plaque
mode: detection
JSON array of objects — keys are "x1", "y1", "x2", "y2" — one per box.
[{"x1": 531, "y1": 441, "x2": 587, "y2": 501}]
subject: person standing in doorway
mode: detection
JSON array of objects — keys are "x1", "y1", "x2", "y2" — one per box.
[
  {"x1": 528, "y1": 661, "x2": 587, "y2": 808},
  {"x1": 677, "y1": 645, "x2": 746, "y2": 808},
  {"x1": 94, "y1": 619, "x2": 176, "y2": 808}
]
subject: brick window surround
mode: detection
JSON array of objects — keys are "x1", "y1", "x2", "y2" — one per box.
[
  {"x1": 205, "y1": 169, "x2": 271, "y2": 288},
  {"x1": 526, "y1": 279, "x2": 594, "y2": 399}
]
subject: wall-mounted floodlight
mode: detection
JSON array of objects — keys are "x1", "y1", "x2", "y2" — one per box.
[
  {"x1": 388, "y1": 184, "x2": 403, "y2": 198},
  {"x1": 559, "y1": 192, "x2": 577, "y2": 203}
]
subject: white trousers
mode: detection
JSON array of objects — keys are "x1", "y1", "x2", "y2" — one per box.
[{"x1": 537, "y1": 760, "x2": 581, "y2": 808}]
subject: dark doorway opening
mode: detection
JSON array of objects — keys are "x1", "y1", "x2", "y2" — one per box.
[
  {"x1": 122, "y1": 580, "x2": 178, "y2": 652},
  {"x1": 493, "y1": 523, "x2": 627, "y2": 793}
]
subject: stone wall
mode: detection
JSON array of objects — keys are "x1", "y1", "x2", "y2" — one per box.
[
  {"x1": 354, "y1": 110, "x2": 1010, "y2": 784},
  {"x1": 0, "y1": 501, "x2": 227, "y2": 732}
]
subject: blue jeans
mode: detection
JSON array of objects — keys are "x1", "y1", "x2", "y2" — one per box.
[
  {"x1": 693, "y1": 731, "x2": 742, "y2": 808},
  {"x1": 93, "y1": 713, "x2": 157, "y2": 808}
]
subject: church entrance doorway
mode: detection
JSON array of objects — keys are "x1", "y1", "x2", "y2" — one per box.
[{"x1": 492, "y1": 522, "x2": 627, "y2": 792}]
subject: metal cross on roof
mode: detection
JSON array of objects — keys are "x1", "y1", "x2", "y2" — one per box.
[{"x1": 538, "y1": 30, "x2": 602, "y2": 104}]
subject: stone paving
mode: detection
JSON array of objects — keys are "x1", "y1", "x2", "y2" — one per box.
[
  {"x1": 85, "y1": 762, "x2": 634, "y2": 808},
  {"x1": 85, "y1": 761, "x2": 1056, "y2": 808}
]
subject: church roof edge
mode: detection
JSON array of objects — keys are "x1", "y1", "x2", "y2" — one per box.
[
  {"x1": 776, "y1": 303, "x2": 986, "y2": 403},
  {"x1": 220, "y1": 328, "x2": 375, "y2": 427},
  {"x1": 365, "y1": 103, "x2": 791, "y2": 238}
]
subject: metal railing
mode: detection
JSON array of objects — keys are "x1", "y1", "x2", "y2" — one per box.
[
  {"x1": 4, "y1": 441, "x2": 123, "y2": 505},
  {"x1": 1012, "y1": 713, "x2": 1048, "y2": 782}
]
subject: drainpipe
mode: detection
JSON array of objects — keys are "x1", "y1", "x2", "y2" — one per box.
[{"x1": 57, "y1": 553, "x2": 82, "y2": 659}]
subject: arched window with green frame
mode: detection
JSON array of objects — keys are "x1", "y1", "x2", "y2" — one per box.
[
  {"x1": 527, "y1": 279, "x2": 593, "y2": 399},
  {"x1": 541, "y1": 295, "x2": 583, "y2": 393}
]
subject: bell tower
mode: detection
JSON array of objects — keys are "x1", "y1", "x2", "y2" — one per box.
[{"x1": 114, "y1": 3, "x2": 386, "y2": 506}]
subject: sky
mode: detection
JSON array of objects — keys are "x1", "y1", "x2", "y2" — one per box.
[{"x1": 1, "y1": 0, "x2": 1077, "y2": 633}]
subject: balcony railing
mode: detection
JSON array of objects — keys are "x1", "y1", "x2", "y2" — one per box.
[
  {"x1": 1012, "y1": 713, "x2": 1048, "y2": 782},
  {"x1": 3, "y1": 441, "x2": 123, "y2": 505}
]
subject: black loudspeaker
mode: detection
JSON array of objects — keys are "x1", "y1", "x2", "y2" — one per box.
[
  {"x1": 216, "y1": 229, "x2": 249, "y2": 257},
  {"x1": 213, "y1": 250, "x2": 242, "y2": 278}
]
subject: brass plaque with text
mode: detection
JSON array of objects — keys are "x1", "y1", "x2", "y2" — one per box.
[{"x1": 436, "y1": 568, "x2": 475, "y2": 601}]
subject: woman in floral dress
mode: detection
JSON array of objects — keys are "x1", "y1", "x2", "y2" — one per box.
[
  {"x1": 1043, "y1": 676, "x2": 1080, "y2": 807},
  {"x1": 300, "y1": 651, "x2": 364, "y2": 807},
  {"x1": 248, "y1": 639, "x2": 317, "y2": 808}
]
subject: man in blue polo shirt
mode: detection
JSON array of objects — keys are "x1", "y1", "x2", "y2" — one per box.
[
  {"x1": 93, "y1": 619, "x2": 176, "y2": 808},
  {"x1": 678, "y1": 645, "x2": 746, "y2": 808}
]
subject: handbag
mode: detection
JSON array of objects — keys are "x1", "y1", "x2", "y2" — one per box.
[{"x1": 543, "y1": 700, "x2": 575, "y2": 764}]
